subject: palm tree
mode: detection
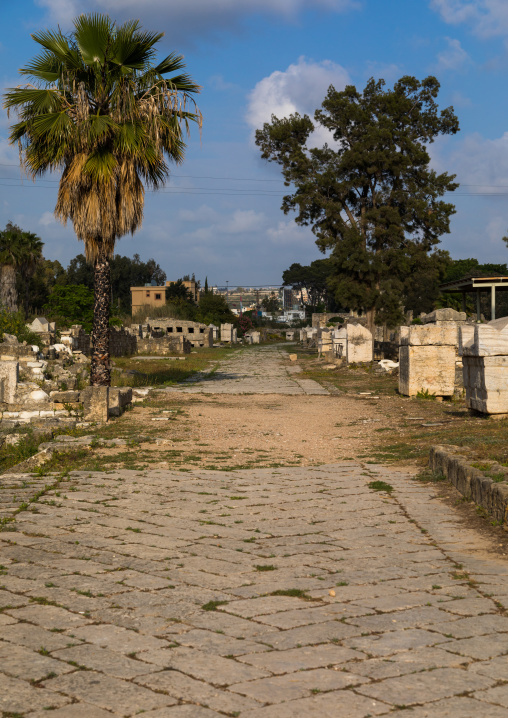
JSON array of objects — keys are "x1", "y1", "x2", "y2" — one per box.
[{"x1": 4, "y1": 14, "x2": 201, "y2": 385}]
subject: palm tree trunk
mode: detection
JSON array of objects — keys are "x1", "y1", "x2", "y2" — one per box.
[
  {"x1": 0, "y1": 264, "x2": 18, "y2": 312},
  {"x1": 90, "y1": 248, "x2": 111, "y2": 386}
]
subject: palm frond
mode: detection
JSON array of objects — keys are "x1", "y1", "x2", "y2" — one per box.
[
  {"x1": 74, "y1": 13, "x2": 114, "y2": 66},
  {"x1": 21, "y1": 51, "x2": 61, "y2": 82},
  {"x1": 153, "y1": 53, "x2": 186, "y2": 75},
  {"x1": 83, "y1": 148, "x2": 117, "y2": 182},
  {"x1": 3, "y1": 87, "x2": 62, "y2": 113}
]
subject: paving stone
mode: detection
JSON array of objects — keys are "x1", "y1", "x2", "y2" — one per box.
[
  {"x1": 0, "y1": 672, "x2": 72, "y2": 713},
  {"x1": 240, "y1": 689, "x2": 390, "y2": 717},
  {"x1": 28, "y1": 704, "x2": 113, "y2": 718},
  {"x1": 53, "y1": 643, "x2": 162, "y2": 678},
  {"x1": 134, "y1": 669, "x2": 262, "y2": 713},
  {"x1": 342, "y1": 628, "x2": 446, "y2": 656},
  {"x1": 389, "y1": 696, "x2": 508, "y2": 717},
  {"x1": 138, "y1": 645, "x2": 270, "y2": 683},
  {"x1": 474, "y1": 685, "x2": 508, "y2": 709},
  {"x1": 469, "y1": 655, "x2": 508, "y2": 681},
  {"x1": 0, "y1": 640, "x2": 74, "y2": 681},
  {"x1": 5, "y1": 604, "x2": 91, "y2": 630},
  {"x1": 440, "y1": 633, "x2": 508, "y2": 659},
  {"x1": 356, "y1": 667, "x2": 494, "y2": 705},
  {"x1": 43, "y1": 670, "x2": 175, "y2": 713},
  {"x1": 0, "y1": 621, "x2": 80, "y2": 651},
  {"x1": 71, "y1": 623, "x2": 170, "y2": 653},
  {"x1": 140, "y1": 707, "x2": 225, "y2": 717},
  {"x1": 429, "y1": 613, "x2": 508, "y2": 638},
  {"x1": 229, "y1": 667, "x2": 368, "y2": 703},
  {"x1": 238, "y1": 643, "x2": 364, "y2": 674}
]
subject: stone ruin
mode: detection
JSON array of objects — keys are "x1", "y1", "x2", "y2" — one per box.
[
  {"x1": 398, "y1": 308, "x2": 468, "y2": 398},
  {"x1": 461, "y1": 316, "x2": 508, "y2": 415},
  {"x1": 220, "y1": 323, "x2": 238, "y2": 344},
  {"x1": 138, "y1": 318, "x2": 213, "y2": 349},
  {"x1": 312, "y1": 323, "x2": 373, "y2": 364}
]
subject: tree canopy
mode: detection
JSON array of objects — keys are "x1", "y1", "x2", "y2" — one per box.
[{"x1": 256, "y1": 75, "x2": 459, "y2": 327}]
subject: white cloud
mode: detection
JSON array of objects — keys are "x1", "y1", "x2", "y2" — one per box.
[
  {"x1": 36, "y1": 0, "x2": 359, "y2": 42},
  {"x1": 246, "y1": 56, "x2": 350, "y2": 132},
  {"x1": 39, "y1": 211, "x2": 56, "y2": 227},
  {"x1": 267, "y1": 219, "x2": 312, "y2": 246},
  {"x1": 434, "y1": 37, "x2": 471, "y2": 71},
  {"x1": 431, "y1": 0, "x2": 508, "y2": 38}
]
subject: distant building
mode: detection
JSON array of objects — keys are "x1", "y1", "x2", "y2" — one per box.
[{"x1": 130, "y1": 280, "x2": 199, "y2": 315}]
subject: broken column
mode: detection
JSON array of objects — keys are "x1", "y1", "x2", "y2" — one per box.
[
  {"x1": 399, "y1": 324, "x2": 457, "y2": 397},
  {"x1": 462, "y1": 317, "x2": 508, "y2": 414},
  {"x1": 0, "y1": 360, "x2": 19, "y2": 404}
]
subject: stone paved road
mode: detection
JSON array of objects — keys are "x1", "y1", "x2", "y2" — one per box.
[
  {"x1": 166, "y1": 346, "x2": 329, "y2": 395},
  {"x1": 2, "y1": 349, "x2": 508, "y2": 717}
]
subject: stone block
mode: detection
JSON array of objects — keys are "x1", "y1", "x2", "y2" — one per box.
[
  {"x1": 108, "y1": 388, "x2": 133, "y2": 417},
  {"x1": 463, "y1": 323, "x2": 508, "y2": 357},
  {"x1": 399, "y1": 344, "x2": 456, "y2": 397},
  {"x1": 0, "y1": 360, "x2": 18, "y2": 404},
  {"x1": 346, "y1": 324, "x2": 373, "y2": 363},
  {"x1": 251, "y1": 331, "x2": 260, "y2": 344},
  {"x1": 81, "y1": 386, "x2": 109, "y2": 423},
  {"x1": 400, "y1": 324, "x2": 458, "y2": 347},
  {"x1": 463, "y1": 355, "x2": 508, "y2": 413},
  {"x1": 458, "y1": 325, "x2": 475, "y2": 356},
  {"x1": 421, "y1": 308, "x2": 467, "y2": 324}
]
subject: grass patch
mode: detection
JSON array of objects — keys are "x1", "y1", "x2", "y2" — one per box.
[
  {"x1": 269, "y1": 589, "x2": 314, "y2": 600},
  {"x1": 254, "y1": 564, "x2": 277, "y2": 571},
  {"x1": 368, "y1": 480, "x2": 394, "y2": 493},
  {"x1": 201, "y1": 600, "x2": 228, "y2": 611}
]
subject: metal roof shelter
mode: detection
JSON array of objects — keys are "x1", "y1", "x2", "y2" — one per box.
[{"x1": 439, "y1": 275, "x2": 508, "y2": 321}]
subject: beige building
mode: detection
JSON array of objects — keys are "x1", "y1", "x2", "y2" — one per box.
[{"x1": 131, "y1": 280, "x2": 198, "y2": 315}]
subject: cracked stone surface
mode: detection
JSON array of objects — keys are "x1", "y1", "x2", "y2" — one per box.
[{"x1": 1, "y1": 347, "x2": 508, "y2": 716}]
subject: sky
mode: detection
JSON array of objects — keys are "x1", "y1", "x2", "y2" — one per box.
[{"x1": 1, "y1": 0, "x2": 508, "y2": 287}]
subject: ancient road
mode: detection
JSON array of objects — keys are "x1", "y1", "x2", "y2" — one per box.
[
  {"x1": 1, "y1": 348, "x2": 508, "y2": 717},
  {"x1": 166, "y1": 346, "x2": 329, "y2": 395}
]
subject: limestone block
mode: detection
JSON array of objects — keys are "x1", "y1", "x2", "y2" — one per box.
[
  {"x1": 458, "y1": 325, "x2": 475, "y2": 356},
  {"x1": 463, "y1": 355, "x2": 508, "y2": 413},
  {"x1": 81, "y1": 386, "x2": 109, "y2": 422},
  {"x1": 421, "y1": 308, "x2": 466, "y2": 324},
  {"x1": 29, "y1": 389, "x2": 49, "y2": 403},
  {"x1": 0, "y1": 360, "x2": 19, "y2": 404},
  {"x1": 463, "y1": 323, "x2": 508, "y2": 357},
  {"x1": 251, "y1": 332, "x2": 260, "y2": 344},
  {"x1": 400, "y1": 324, "x2": 458, "y2": 347},
  {"x1": 399, "y1": 344, "x2": 456, "y2": 397},
  {"x1": 108, "y1": 387, "x2": 133, "y2": 417},
  {"x1": 346, "y1": 324, "x2": 373, "y2": 363}
]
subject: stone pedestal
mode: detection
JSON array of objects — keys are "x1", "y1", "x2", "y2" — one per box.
[
  {"x1": 81, "y1": 386, "x2": 109, "y2": 422},
  {"x1": 399, "y1": 325, "x2": 457, "y2": 397},
  {"x1": 0, "y1": 360, "x2": 19, "y2": 404},
  {"x1": 463, "y1": 356, "x2": 508, "y2": 414},
  {"x1": 346, "y1": 324, "x2": 373, "y2": 363}
]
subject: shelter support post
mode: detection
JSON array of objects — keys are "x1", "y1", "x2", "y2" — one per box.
[
  {"x1": 491, "y1": 285, "x2": 496, "y2": 321},
  {"x1": 476, "y1": 289, "x2": 481, "y2": 322}
]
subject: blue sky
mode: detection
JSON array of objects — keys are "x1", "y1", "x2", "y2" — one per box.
[{"x1": 1, "y1": 0, "x2": 508, "y2": 286}]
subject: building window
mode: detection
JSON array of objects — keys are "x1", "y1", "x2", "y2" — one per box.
[
  {"x1": 177, "y1": 327, "x2": 183, "y2": 332},
  {"x1": 155, "y1": 293, "x2": 161, "y2": 300},
  {"x1": 146, "y1": 291, "x2": 150, "y2": 297},
  {"x1": 188, "y1": 327, "x2": 194, "y2": 333},
  {"x1": 200, "y1": 328, "x2": 204, "y2": 333},
  {"x1": 167, "y1": 327, "x2": 173, "y2": 333}
]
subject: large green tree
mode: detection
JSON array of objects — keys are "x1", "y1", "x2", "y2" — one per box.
[
  {"x1": 256, "y1": 76, "x2": 459, "y2": 328},
  {"x1": 4, "y1": 13, "x2": 201, "y2": 385},
  {"x1": 0, "y1": 223, "x2": 44, "y2": 315}
]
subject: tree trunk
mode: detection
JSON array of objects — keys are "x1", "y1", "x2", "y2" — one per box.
[
  {"x1": 90, "y1": 249, "x2": 111, "y2": 386},
  {"x1": 366, "y1": 307, "x2": 375, "y2": 335},
  {"x1": 0, "y1": 264, "x2": 18, "y2": 312}
]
